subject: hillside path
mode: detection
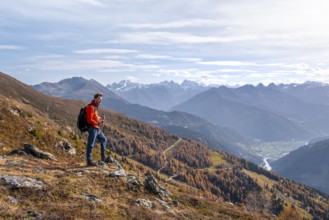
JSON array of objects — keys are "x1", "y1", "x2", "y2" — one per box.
[{"x1": 157, "y1": 138, "x2": 182, "y2": 176}]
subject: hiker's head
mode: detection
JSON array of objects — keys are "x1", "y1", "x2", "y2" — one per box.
[{"x1": 93, "y1": 93, "x2": 103, "y2": 105}]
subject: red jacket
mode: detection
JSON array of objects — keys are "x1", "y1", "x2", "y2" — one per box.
[{"x1": 86, "y1": 101, "x2": 100, "y2": 129}]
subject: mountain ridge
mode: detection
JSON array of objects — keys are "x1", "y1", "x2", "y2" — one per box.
[{"x1": 106, "y1": 80, "x2": 209, "y2": 111}]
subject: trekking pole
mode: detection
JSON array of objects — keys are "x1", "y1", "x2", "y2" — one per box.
[{"x1": 102, "y1": 113, "x2": 106, "y2": 134}]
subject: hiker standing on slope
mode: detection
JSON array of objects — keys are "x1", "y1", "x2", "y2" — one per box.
[{"x1": 86, "y1": 93, "x2": 107, "y2": 166}]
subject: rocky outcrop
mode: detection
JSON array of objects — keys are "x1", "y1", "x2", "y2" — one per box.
[
  {"x1": 8, "y1": 149, "x2": 27, "y2": 156},
  {"x1": 7, "y1": 143, "x2": 56, "y2": 160},
  {"x1": 0, "y1": 175, "x2": 44, "y2": 190},
  {"x1": 127, "y1": 175, "x2": 142, "y2": 186},
  {"x1": 23, "y1": 210, "x2": 42, "y2": 219},
  {"x1": 107, "y1": 155, "x2": 127, "y2": 178},
  {"x1": 135, "y1": 198, "x2": 153, "y2": 208},
  {"x1": 104, "y1": 155, "x2": 114, "y2": 163},
  {"x1": 55, "y1": 140, "x2": 76, "y2": 155},
  {"x1": 23, "y1": 143, "x2": 57, "y2": 161},
  {"x1": 81, "y1": 193, "x2": 102, "y2": 203},
  {"x1": 21, "y1": 97, "x2": 31, "y2": 104},
  {"x1": 8, "y1": 196, "x2": 18, "y2": 204},
  {"x1": 155, "y1": 198, "x2": 175, "y2": 214},
  {"x1": 109, "y1": 169, "x2": 126, "y2": 177},
  {"x1": 144, "y1": 175, "x2": 172, "y2": 200}
]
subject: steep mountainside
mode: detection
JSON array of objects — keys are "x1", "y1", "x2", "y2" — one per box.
[
  {"x1": 171, "y1": 87, "x2": 314, "y2": 142},
  {"x1": 1, "y1": 71, "x2": 329, "y2": 219},
  {"x1": 107, "y1": 80, "x2": 208, "y2": 111},
  {"x1": 272, "y1": 139, "x2": 329, "y2": 194},
  {"x1": 33, "y1": 77, "x2": 259, "y2": 163}
]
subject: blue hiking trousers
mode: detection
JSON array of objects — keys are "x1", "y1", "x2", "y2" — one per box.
[{"x1": 86, "y1": 127, "x2": 107, "y2": 162}]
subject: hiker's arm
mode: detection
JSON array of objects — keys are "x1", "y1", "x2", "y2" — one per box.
[{"x1": 86, "y1": 106, "x2": 99, "y2": 125}]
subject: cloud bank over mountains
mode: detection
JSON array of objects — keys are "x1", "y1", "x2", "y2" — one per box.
[{"x1": 1, "y1": 0, "x2": 329, "y2": 85}]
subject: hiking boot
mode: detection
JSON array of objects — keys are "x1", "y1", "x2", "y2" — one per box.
[
  {"x1": 87, "y1": 161, "x2": 97, "y2": 167},
  {"x1": 103, "y1": 156, "x2": 114, "y2": 163}
]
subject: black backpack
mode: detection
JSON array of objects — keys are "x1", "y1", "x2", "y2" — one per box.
[{"x1": 77, "y1": 106, "x2": 89, "y2": 133}]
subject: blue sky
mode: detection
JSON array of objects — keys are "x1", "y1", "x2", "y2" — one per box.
[{"x1": 1, "y1": 0, "x2": 329, "y2": 86}]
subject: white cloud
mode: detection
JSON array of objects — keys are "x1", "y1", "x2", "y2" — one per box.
[
  {"x1": 137, "y1": 54, "x2": 172, "y2": 59},
  {"x1": 74, "y1": 49, "x2": 138, "y2": 54},
  {"x1": 22, "y1": 58, "x2": 161, "y2": 73},
  {"x1": 117, "y1": 32, "x2": 259, "y2": 44},
  {"x1": 136, "y1": 54, "x2": 201, "y2": 62},
  {"x1": 124, "y1": 19, "x2": 226, "y2": 29},
  {"x1": 199, "y1": 61, "x2": 257, "y2": 66},
  {"x1": 125, "y1": 76, "x2": 139, "y2": 82},
  {"x1": 0, "y1": 45, "x2": 26, "y2": 50},
  {"x1": 79, "y1": 0, "x2": 107, "y2": 7}
]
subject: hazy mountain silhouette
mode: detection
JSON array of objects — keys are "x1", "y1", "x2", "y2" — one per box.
[
  {"x1": 213, "y1": 84, "x2": 329, "y2": 135},
  {"x1": 272, "y1": 139, "x2": 329, "y2": 194},
  {"x1": 34, "y1": 77, "x2": 126, "y2": 103},
  {"x1": 171, "y1": 87, "x2": 315, "y2": 141}
]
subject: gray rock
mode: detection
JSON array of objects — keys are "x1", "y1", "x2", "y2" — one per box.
[
  {"x1": 65, "y1": 126, "x2": 73, "y2": 134},
  {"x1": 97, "y1": 161, "x2": 108, "y2": 167},
  {"x1": 23, "y1": 210, "x2": 42, "y2": 219},
  {"x1": 172, "y1": 200, "x2": 179, "y2": 207},
  {"x1": 70, "y1": 169, "x2": 93, "y2": 176},
  {"x1": 155, "y1": 198, "x2": 171, "y2": 209},
  {"x1": 81, "y1": 193, "x2": 102, "y2": 203},
  {"x1": 104, "y1": 155, "x2": 114, "y2": 163},
  {"x1": 23, "y1": 143, "x2": 57, "y2": 161},
  {"x1": 113, "y1": 159, "x2": 123, "y2": 169},
  {"x1": 127, "y1": 175, "x2": 142, "y2": 186},
  {"x1": 109, "y1": 169, "x2": 126, "y2": 177},
  {"x1": 155, "y1": 198, "x2": 176, "y2": 215},
  {"x1": 8, "y1": 196, "x2": 18, "y2": 204},
  {"x1": 144, "y1": 175, "x2": 172, "y2": 200},
  {"x1": 21, "y1": 97, "x2": 31, "y2": 104},
  {"x1": 55, "y1": 140, "x2": 76, "y2": 155},
  {"x1": 8, "y1": 149, "x2": 27, "y2": 156},
  {"x1": 135, "y1": 198, "x2": 153, "y2": 208},
  {"x1": 0, "y1": 175, "x2": 44, "y2": 190},
  {"x1": 7, "y1": 107, "x2": 20, "y2": 116},
  {"x1": 36, "y1": 167, "x2": 45, "y2": 174}
]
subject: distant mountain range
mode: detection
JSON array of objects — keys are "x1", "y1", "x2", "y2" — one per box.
[
  {"x1": 108, "y1": 80, "x2": 329, "y2": 142},
  {"x1": 106, "y1": 80, "x2": 209, "y2": 111},
  {"x1": 34, "y1": 78, "x2": 329, "y2": 158},
  {"x1": 269, "y1": 81, "x2": 329, "y2": 106},
  {"x1": 34, "y1": 78, "x2": 259, "y2": 163},
  {"x1": 271, "y1": 138, "x2": 329, "y2": 194},
  {"x1": 171, "y1": 84, "x2": 329, "y2": 142}
]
